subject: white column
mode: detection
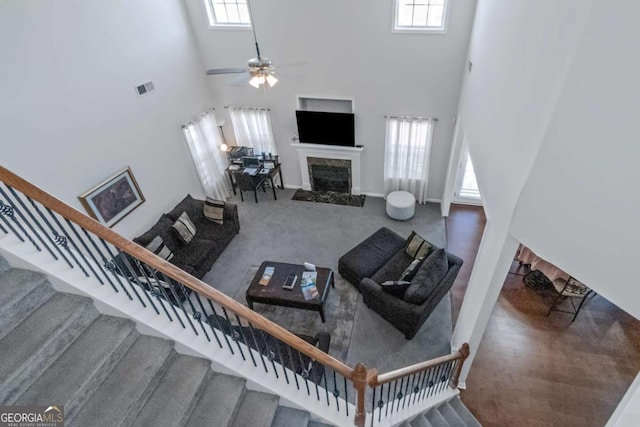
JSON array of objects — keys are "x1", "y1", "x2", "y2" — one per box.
[{"x1": 450, "y1": 220, "x2": 519, "y2": 387}]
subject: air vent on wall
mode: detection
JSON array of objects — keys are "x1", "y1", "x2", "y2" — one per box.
[{"x1": 135, "y1": 81, "x2": 154, "y2": 96}]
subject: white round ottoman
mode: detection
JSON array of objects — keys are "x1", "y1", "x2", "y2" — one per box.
[{"x1": 386, "y1": 191, "x2": 416, "y2": 220}]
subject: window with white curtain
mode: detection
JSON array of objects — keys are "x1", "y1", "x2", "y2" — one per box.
[
  {"x1": 384, "y1": 116, "x2": 434, "y2": 203},
  {"x1": 182, "y1": 111, "x2": 230, "y2": 200},
  {"x1": 229, "y1": 107, "x2": 277, "y2": 155}
]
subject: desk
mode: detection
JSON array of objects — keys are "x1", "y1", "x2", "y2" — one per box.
[{"x1": 226, "y1": 163, "x2": 284, "y2": 200}]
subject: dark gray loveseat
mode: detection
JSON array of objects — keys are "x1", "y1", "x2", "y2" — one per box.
[
  {"x1": 132, "y1": 194, "x2": 240, "y2": 279},
  {"x1": 338, "y1": 227, "x2": 462, "y2": 339}
]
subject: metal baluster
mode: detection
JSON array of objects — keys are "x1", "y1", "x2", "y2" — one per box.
[
  {"x1": 135, "y1": 260, "x2": 173, "y2": 322},
  {"x1": 192, "y1": 292, "x2": 221, "y2": 345},
  {"x1": 403, "y1": 374, "x2": 414, "y2": 409},
  {"x1": 343, "y1": 375, "x2": 349, "y2": 416},
  {"x1": 323, "y1": 365, "x2": 330, "y2": 406},
  {"x1": 178, "y1": 285, "x2": 210, "y2": 340},
  {"x1": 420, "y1": 367, "x2": 434, "y2": 400},
  {"x1": 0, "y1": 200, "x2": 25, "y2": 242},
  {"x1": 44, "y1": 208, "x2": 89, "y2": 276},
  {"x1": 116, "y1": 249, "x2": 160, "y2": 314},
  {"x1": 0, "y1": 195, "x2": 39, "y2": 250},
  {"x1": 429, "y1": 365, "x2": 443, "y2": 398},
  {"x1": 78, "y1": 229, "x2": 121, "y2": 294},
  {"x1": 207, "y1": 303, "x2": 233, "y2": 353},
  {"x1": 371, "y1": 386, "x2": 377, "y2": 427},
  {"x1": 27, "y1": 199, "x2": 74, "y2": 267},
  {"x1": 332, "y1": 369, "x2": 340, "y2": 412},
  {"x1": 0, "y1": 221, "x2": 7, "y2": 234},
  {"x1": 247, "y1": 322, "x2": 268, "y2": 373},
  {"x1": 412, "y1": 371, "x2": 425, "y2": 405},
  {"x1": 396, "y1": 378, "x2": 406, "y2": 412},
  {"x1": 441, "y1": 361, "x2": 454, "y2": 393},
  {"x1": 5, "y1": 187, "x2": 58, "y2": 260},
  {"x1": 257, "y1": 327, "x2": 277, "y2": 378},
  {"x1": 64, "y1": 219, "x2": 104, "y2": 284},
  {"x1": 386, "y1": 381, "x2": 392, "y2": 417},
  {"x1": 285, "y1": 346, "x2": 300, "y2": 390},
  {"x1": 234, "y1": 314, "x2": 254, "y2": 365},
  {"x1": 296, "y1": 350, "x2": 310, "y2": 395},
  {"x1": 221, "y1": 307, "x2": 245, "y2": 360},
  {"x1": 313, "y1": 361, "x2": 320, "y2": 401},
  {"x1": 148, "y1": 268, "x2": 185, "y2": 328},
  {"x1": 100, "y1": 239, "x2": 146, "y2": 307},
  {"x1": 271, "y1": 334, "x2": 290, "y2": 385}
]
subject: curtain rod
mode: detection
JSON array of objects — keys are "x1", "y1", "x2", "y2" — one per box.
[
  {"x1": 181, "y1": 108, "x2": 217, "y2": 128},
  {"x1": 224, "y1": 105, "x2": 270, "y2": 111},
  {"x1": 385, "y1": 115, "x2": 438, "y2": 121}
]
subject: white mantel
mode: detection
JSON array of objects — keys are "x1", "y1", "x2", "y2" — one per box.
[{"x1": 292, "y1": 143, "x2": 364, "y2": 195}]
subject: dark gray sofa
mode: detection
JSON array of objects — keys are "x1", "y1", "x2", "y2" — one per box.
[
  {"x1": 338, "y1": 227, "x2": 462, "y2": 339},
  {"x1": 132, "y1": 194, "x2": 240, "y2": 279}
]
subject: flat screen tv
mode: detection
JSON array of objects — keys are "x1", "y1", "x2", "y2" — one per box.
[{"x1": 295, "y1": 110, "x2": 355, "y2": 147}]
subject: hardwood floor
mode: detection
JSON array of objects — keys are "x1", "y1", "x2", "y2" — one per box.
[{"x1": 445, "y1": 204, "x2": 640, "y2": 427}]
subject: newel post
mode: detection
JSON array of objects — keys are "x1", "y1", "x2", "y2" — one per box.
[
  {"x1": 451, "y1": 343, "x2": 471, "y2": 388},
  {"x1": 353, "y1": 363, "x2": 368, "y2": 427}
]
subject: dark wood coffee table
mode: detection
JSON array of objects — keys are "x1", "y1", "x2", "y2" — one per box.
[{"x1": 246, "y1": 261, "x2": 335, "y2": 322}]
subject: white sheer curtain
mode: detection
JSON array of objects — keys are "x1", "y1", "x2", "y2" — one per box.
[
  {"x1": 383, "y1": 116, "x2": 434, "y2": 203},
  {"x1": 182, "y1": 110, "x2": 230, "y2": 200},
  {"x1": 229, "y1": 106, "x2": 277, "y2": 155}
]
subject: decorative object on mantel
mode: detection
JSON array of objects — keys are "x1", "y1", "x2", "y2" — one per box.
[
  {"x1": 78, "y1": 167, "x2": 144, "y2": 228},
  {"x1": 292, "y1": 189, "x2": 366, "y2": 207}
]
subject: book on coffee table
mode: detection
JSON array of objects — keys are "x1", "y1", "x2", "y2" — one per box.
[
  {"x1": 300, "y1": 271, "x2": 319, "y2": 301},
  {"x1": 259, "y1": 266, "x2": 275, "y2": 286}
]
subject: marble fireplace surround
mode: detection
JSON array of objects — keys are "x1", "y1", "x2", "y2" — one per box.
[{"x1": 292, "y1": 143, "x2": 364, "y2": 195}]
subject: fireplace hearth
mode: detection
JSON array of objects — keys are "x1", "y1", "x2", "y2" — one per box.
[{"x1": 307, "y1": 157, "x2": 351, "y2": 193}]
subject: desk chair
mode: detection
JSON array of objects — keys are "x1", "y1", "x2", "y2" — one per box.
[
  {"x1": 547, "y1": 276, "x2": 593, "y2": 322},
  {"x1": 233, "y1": 171, "x2": 267, "y2": 203}
]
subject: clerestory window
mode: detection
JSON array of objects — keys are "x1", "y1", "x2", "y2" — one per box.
[
  {"x1": 204, "y1": 0, "x2": 251, "y2": 28},
  {"x1": 393, "y1": 0, "x2": 449, "y2": 33}
]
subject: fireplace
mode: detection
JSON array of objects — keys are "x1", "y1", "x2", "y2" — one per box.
[
  {"x1": 308, "y1": 158, "x2": 351, "y2": 193},
  {"x1": 292, "y1": 142, "x2": 364, "y2": 195}
]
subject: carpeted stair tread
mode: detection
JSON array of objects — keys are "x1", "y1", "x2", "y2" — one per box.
[
  {"x1": 14, "y1": 315, "x2": 137, "y2": 416},
  {"x1": 307, "y1": 422, "x2": 335, "y2": 427},
  {"x1": 71, "y1": 335, "x2": 174, "y2": 427},
  {"x1": 425, "y1": 408, "x2": 451, "y2": 427},
  {"x1": 270, "y1": 406, "x2": 310, "y2": 427},
  {"x1": 129, "y1": 354, "x2": 212, "y2": 427},
  {"x1": 186, "y1": 373, "x2": 247, "y2": 427},
  {"x1": 0, "y1": 293, "x2": 98, "y2": 403},
  {"x1": 448, "y1": 397, "x2": 481, "y2": 426},
  {"x1": 438, "y1": 401, "x2": 466, "y2": 426},
  {"x1": 410, "y1": 414, "x2": 433, "y2": 427},
  {"x1": 0, "y1": 268, "x2": 53, "y2": 336},
  {"x1": 230, "y1": 391, "x2": 279, "y2": 427}
]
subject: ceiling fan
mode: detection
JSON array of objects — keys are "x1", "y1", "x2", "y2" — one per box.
[{"x1": 206, "y1": 0, "x2": 278, "y2": 89}]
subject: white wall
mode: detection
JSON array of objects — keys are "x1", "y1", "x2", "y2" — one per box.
[
  {"x1": 183, "y1": 0, "x2": 476, "y2": 198},
  {"x1": 0, "y1": 0, "x2": 214, "y2": 237},
  {"x1": 510, "y1": 0, "x2": 640, "y2": 318}
]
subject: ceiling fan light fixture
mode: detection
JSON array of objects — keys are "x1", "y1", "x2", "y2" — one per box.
[
  {"x1": 266, "y1": 74, "x2": 278, "y2": 87},
  {"x1": 249, "y1": 75, "x2": 262, "y2": 88}
]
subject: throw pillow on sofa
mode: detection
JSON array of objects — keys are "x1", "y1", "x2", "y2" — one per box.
[
  {"x1": 172, "y1": 212, "x2": 197, "y2": 244},
  {"x1": 203, "y1": 197, "x2": 225, "y2": 224},
  {"x1": 399, "y1": 258, "x2": 422, "y2": 281},
  {"x1": 404, "y1": 248, "x2": 448, "y2": 305},
  {"x1": 405, "y1": 231, "x2": 432, "y2": 260},
  {"x1": 381, "y1": 280, "x2": 412, "y2": 298},
  {"x1": 145, "y1": 235, "x2": 174, "y2": 261}
]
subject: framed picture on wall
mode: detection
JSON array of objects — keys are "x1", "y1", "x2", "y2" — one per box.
[{"x1": 79, "y1": 166, "x2": 145, "y2": 228}]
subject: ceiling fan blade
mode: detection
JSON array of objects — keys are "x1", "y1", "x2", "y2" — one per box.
[
  {"x1": 206, "y1": 67, "x2": 248, "y2": 75},
  {"x1": 230, "y1": 73, "x2": 252, "y2": 86}
]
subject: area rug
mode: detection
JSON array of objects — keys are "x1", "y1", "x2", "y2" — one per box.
[
  {"x1": 291, "y1": 189, "x2": 366, "y2": 207},
  {"x1": 232, "y1": 265, "x2": 359, "y2": 362}
]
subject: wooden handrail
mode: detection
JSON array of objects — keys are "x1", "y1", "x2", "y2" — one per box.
[
  {"x1": 0, "y1": 166, "x2": 354, "y2": 378},
  {"x1": 370, "y1": 344, "x2": 470, "y2": 387}
]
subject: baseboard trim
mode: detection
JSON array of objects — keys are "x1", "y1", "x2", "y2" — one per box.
[
  {"x1": 362, "y1": 192, "x2": 384, "y2": 198},
  {"x1": 457, "y1": 381, "x2": 467, "y2": 390}
]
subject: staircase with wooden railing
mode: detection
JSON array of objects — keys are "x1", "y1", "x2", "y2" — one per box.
[{"x1": 0, "y1": 165, "x2": 472, "y2": 427}]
